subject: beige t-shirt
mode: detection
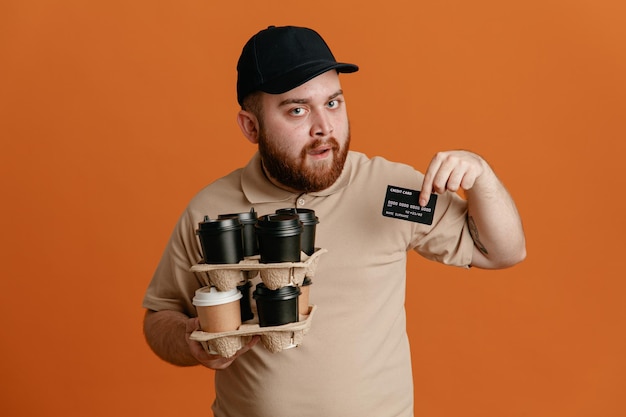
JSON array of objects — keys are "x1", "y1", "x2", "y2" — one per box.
[{"x1": 143, "y1": 151, "x2": 474, "y2": 417}]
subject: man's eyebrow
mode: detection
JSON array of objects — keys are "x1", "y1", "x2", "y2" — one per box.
[
  {"x1": 278, "y1": 89, "x2": 344, "y2": 107},
  {"x1": 279, "y1": 98, "x2": 308, "y2": 106},
  {"x1": 329, "y1": 89, "x2": 344, "y2": 99}
]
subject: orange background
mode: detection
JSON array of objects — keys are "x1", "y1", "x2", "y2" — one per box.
[{"x1": 1, "y1": 1, "x2": 625, "y2": 416}]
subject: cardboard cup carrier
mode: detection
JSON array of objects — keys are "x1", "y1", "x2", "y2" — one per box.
[{"x1": 190, "y1": 209, "x2": 323, "y2": 358}]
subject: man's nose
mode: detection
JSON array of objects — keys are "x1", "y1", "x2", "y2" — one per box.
[{"x1": 310, "y1": 110, "x2": 334, "y2": 137}]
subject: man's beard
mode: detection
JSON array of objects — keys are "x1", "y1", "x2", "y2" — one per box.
[{"x1": 258, "y1": 130, "x2": 350, "y2": 193}]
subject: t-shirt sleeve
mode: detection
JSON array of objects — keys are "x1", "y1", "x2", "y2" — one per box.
[
  {"x1": 409, "y1": 191, "x2": 474, "y2": 267},
  {"x1": 142, "y1": 208, "x2": 207, "y2": 316}
]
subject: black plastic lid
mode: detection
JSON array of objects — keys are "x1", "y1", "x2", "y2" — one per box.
[
  {"x1": 237, "y1": 280, "x2": 252, "y2": 290},
  {"x1": 255, "y1": 214, "x2": 303, "y2": 236},
  {"x1": 275, "y1": 208, "x2": 319, "y2": 225},
  {"x1": 253, "y1": 283, "x2": 301, "y2": 300},
  {"x1": 197, "y1": 215, "x2": 242, "y2": 233},
  {"x1": 218, "y1": 208, "x2": 258, "y2": 224}
]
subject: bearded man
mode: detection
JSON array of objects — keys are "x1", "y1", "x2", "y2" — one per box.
[{"x1": 143, "y1": 25, "x2": 526, "y2": 417}]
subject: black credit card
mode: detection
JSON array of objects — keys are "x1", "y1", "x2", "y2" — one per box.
[{"x1": 382, "y1": 185, "x2": 437, "y2": 225}]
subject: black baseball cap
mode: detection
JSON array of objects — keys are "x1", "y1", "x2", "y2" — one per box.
[{"x1": 236, "y1": 26, "x2": 359, "y2": 105}]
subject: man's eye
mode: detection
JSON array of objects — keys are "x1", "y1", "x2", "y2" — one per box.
[
  {"x1": 328, "y1": 100, "x2": 339, "y2": 108},
  {"x1": 290, "y1": 107, "x2": 304, "y2": 116}
]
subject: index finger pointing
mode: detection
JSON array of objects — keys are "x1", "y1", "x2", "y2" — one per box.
[
  {"x1": 420, "y1": 154, "x2": 443, "y2": 206},
  {"x1": 419, "y1": 179, "x2": 432, "y2": 207}
]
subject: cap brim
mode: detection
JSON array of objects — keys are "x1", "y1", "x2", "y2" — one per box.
[{"x1": 259, "y1": 61, "x2": 359, "y2": 95}]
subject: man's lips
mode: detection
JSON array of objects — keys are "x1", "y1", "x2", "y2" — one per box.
[{"x1": 308, "y1": 145, "x2": 332, "y2": 156}]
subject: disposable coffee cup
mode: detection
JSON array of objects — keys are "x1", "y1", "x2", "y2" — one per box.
[
  {"x1": 298, "y1": 277, "x2": 313, "y2": 315},
  {"x1": 218, "y1": 208, "x2": 259, "y2": 257},
  {"x1": 193, "y1": 286, "x2": 243, "y2": 333},
  {"x1": 276, "y1": 208, "x2": 319, "y2": 256},
  {"x1": 237, "y1": 280, "x2": 254, "y2": 322},
  {"x1": 255, "y1": 214, "x2": 303, "y2": 263},
  {"x1": 253, "y1": 283, "x2": 300, "y2": 327},
  {"x1": 196, "y1": 216, "x2": 244, "y2": 264}
]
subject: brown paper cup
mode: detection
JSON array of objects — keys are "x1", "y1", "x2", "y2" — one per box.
[
  {"x1": 298, "y1": 277, "x2": 312, "y2": 315},
  {"x1": 193, "y1": 286, "x2": 243, "y2": 333}
]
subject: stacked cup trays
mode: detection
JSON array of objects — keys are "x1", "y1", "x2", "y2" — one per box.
[{"x1": 189, "y1": 208, "x2": 322, "y2": 358}]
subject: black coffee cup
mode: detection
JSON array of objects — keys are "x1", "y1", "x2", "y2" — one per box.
[
  {"x1": 237, "y1": 280, "x2": 254, "y2": 322},
  {"x1": 218, "y1": 208, "x2": 259, "y2": 257},
  {"x1": 253, "y1": 283, "x2": 301, "y2": 327},
  {"x1": 275, "y1": 208, "x2": 319, "y2": 256},
  {"x1": 196, "y1": 216, "x2": 244, "y2": 264},
  {"x1": 255, "y1": 214, "x2": 303, "y2": 263}
]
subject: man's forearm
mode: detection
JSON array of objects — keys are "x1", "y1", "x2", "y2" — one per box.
[
  {"x1": 466, "y1": 166, "x2": 526, "y2": 269},
  {"x1": 143, "y1": 309, "x2": 200, "y2": 367}
]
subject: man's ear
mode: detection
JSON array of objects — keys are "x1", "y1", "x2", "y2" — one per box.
[{"x1": 237, "y1": 110, "x2": 260, "y2": 144}]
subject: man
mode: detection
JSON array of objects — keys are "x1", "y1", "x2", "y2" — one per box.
[{"x1": 143, "y1": 25, "x2": 526, "y2": 417}]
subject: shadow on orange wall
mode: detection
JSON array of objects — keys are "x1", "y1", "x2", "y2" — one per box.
[{"x1": 1, "y1": 1, "x2": 625, "y2": 416}]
